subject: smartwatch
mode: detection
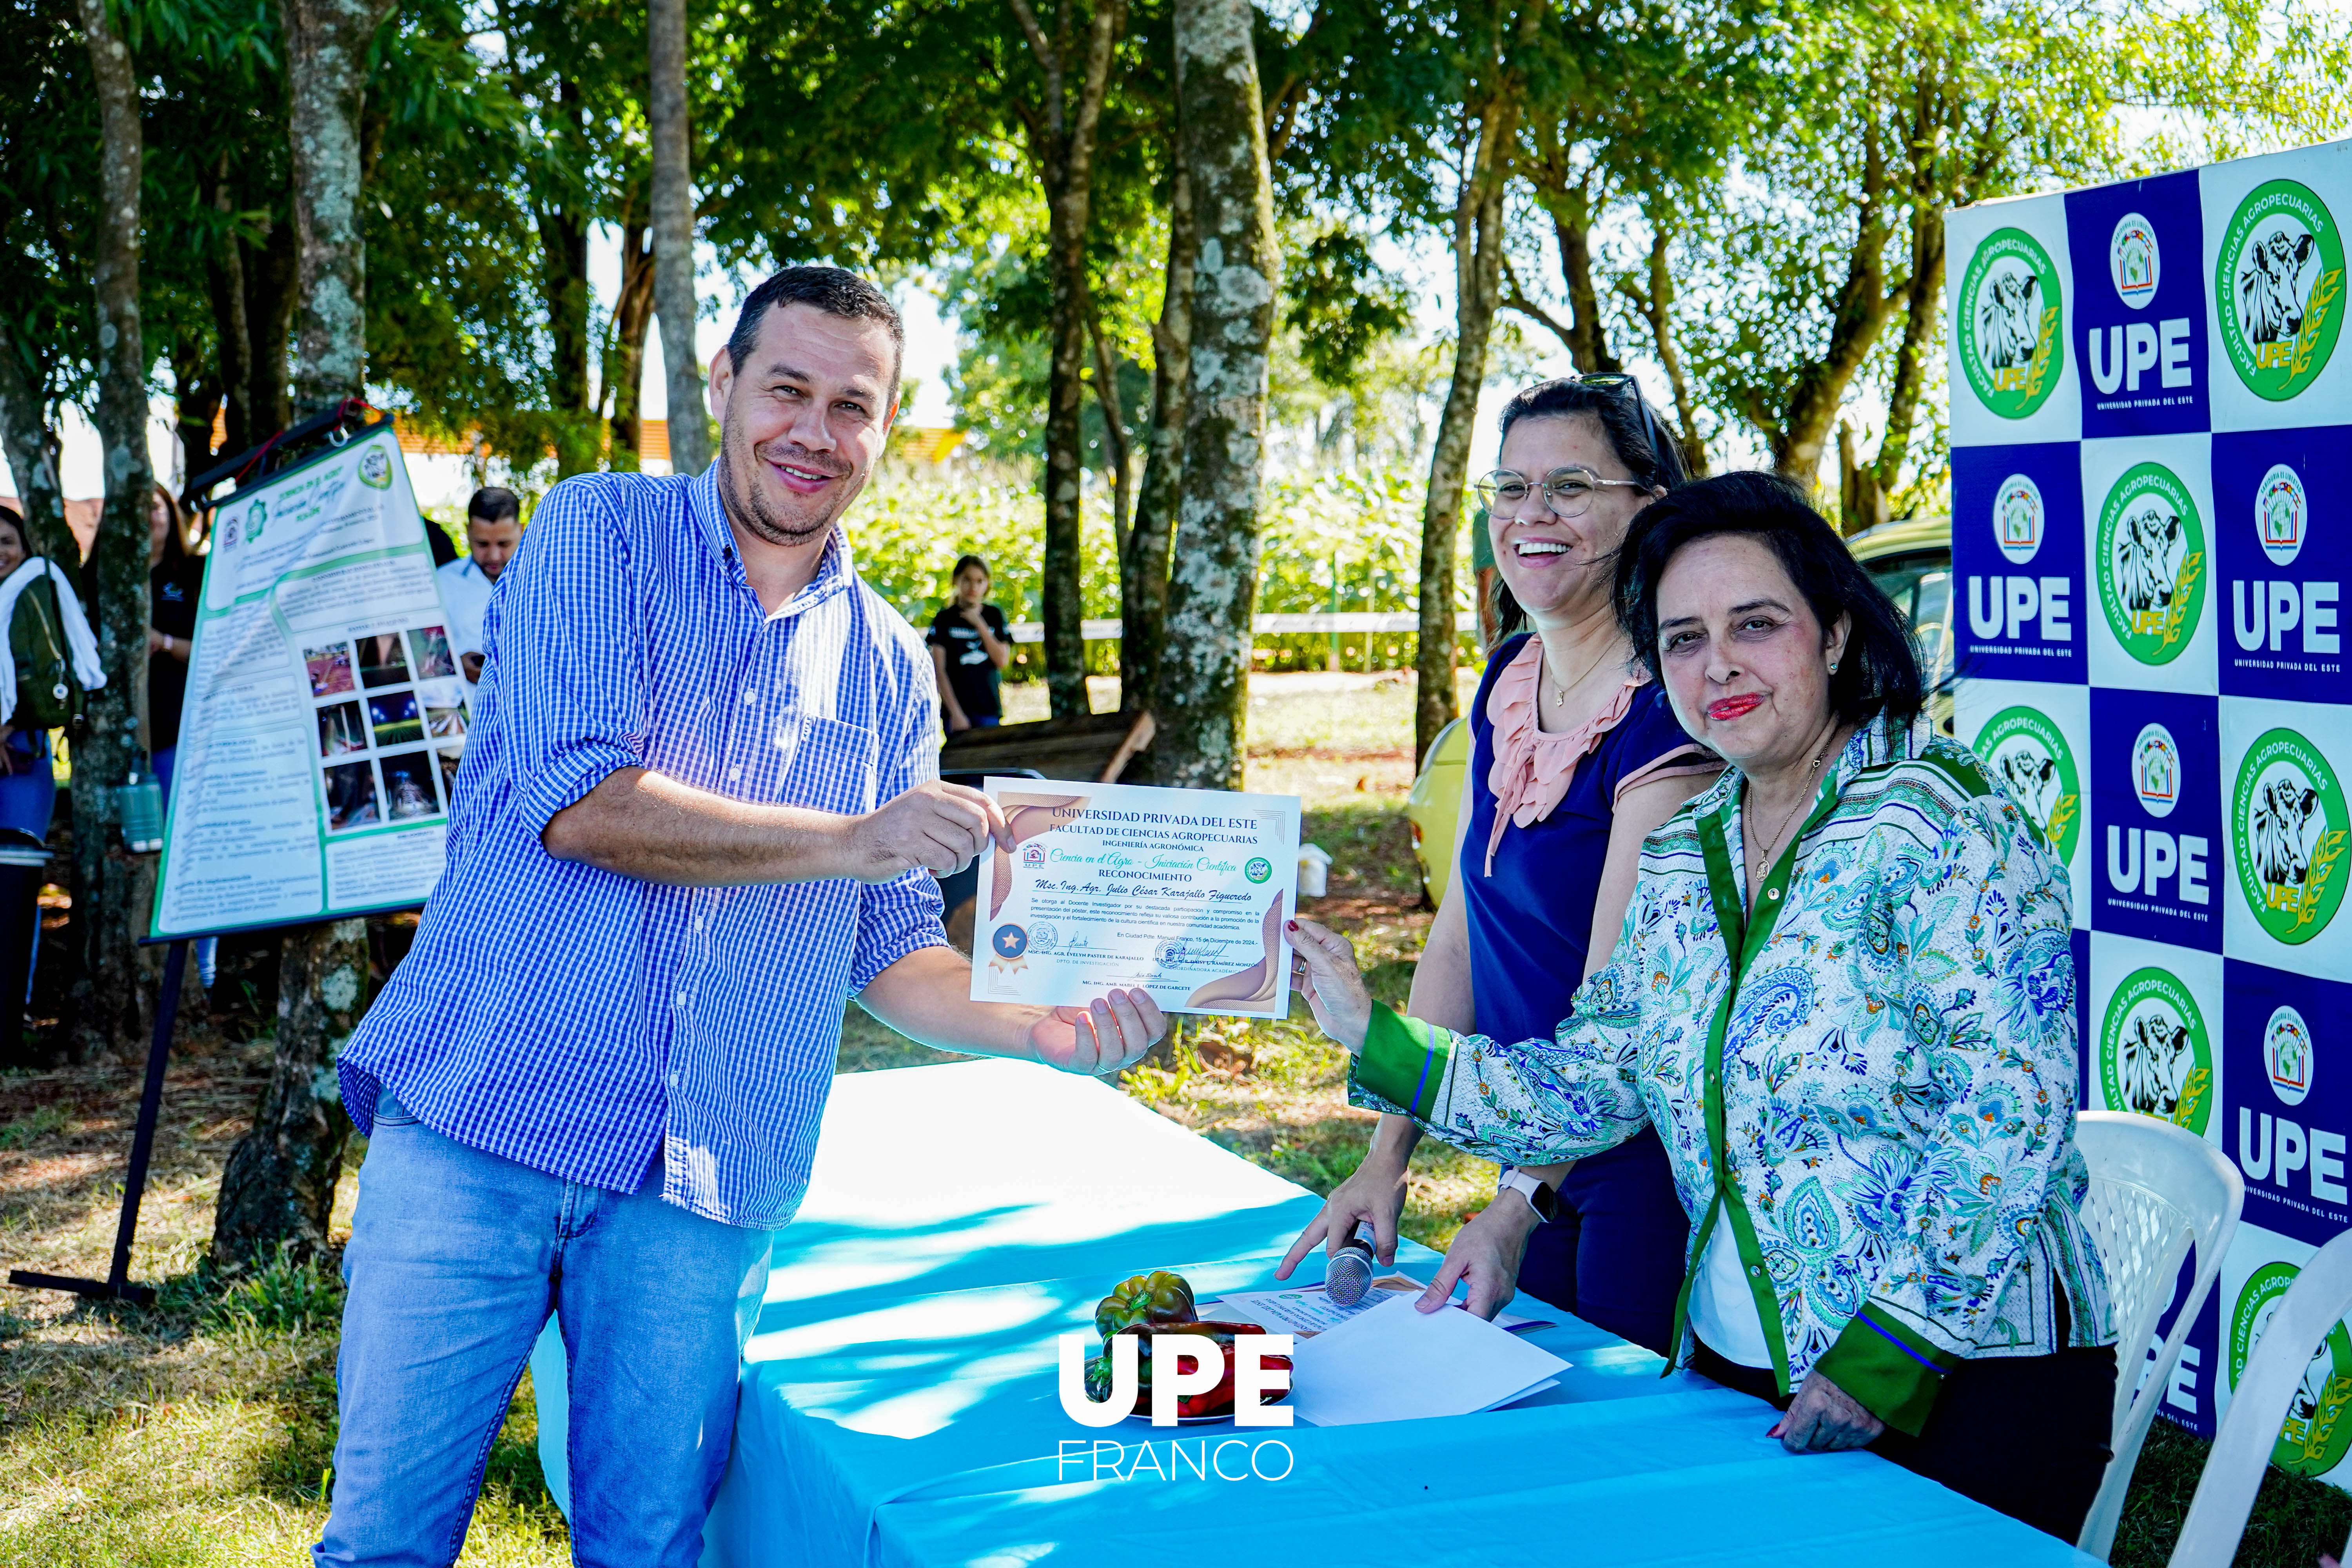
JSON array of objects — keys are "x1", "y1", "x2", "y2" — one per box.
[{"x1": 1499, "y1": 1168, "x2": 1559, "y2": 1223}]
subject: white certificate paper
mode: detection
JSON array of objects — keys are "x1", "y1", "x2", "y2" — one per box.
[{"x1": 969, "y1": 778, "x2": 1302, "y2": 1019}]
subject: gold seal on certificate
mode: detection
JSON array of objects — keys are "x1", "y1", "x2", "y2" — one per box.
[{"x1": 970, "y1": 777, "x2": 1303, "y2": 1019}]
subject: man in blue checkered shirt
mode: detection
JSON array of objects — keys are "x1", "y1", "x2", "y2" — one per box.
[{"x1": 317, "y1": 267, "x2": 1166, "y2": 1567}]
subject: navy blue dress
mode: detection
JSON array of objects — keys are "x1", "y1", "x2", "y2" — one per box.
[{"x1": 1461, "y1": 635, "x2": 1706, "y2": 1354}]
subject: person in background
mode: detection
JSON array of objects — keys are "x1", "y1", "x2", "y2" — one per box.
[
  {"x1": 0, "y1": 502, "x2": 103, "y2": 1061},
  {"x1": 928, "y1": 554, "x2": 1012, "y2": 731},
  {"x1": 436, "y1": 486, "x2": 523, "y2": 688},
  {"x1": 1278, "y1": 377, "x2": 1719, "y2": 1357},
  {"x1": 147, "y1": 483, "x2": 203, "y2": 797}
]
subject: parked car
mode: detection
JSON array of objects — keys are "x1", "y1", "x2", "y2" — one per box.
[{"x1": 1404, "y1": 512, "x2": 1956, "y2": 907}]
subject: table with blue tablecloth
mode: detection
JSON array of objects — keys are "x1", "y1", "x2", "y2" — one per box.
[{"x1": 534, "y1": 1058, "x2": 2094, "y2": 1567}]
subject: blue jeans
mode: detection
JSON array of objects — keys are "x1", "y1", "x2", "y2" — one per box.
[{"x1": 317, "y1": 1098, "x2": 775, "y2": 1568}]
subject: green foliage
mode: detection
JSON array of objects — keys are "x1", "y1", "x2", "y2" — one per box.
[
  {"x1": 1281, "y1": 224, "x2": 1413, "y2": 392},
  {"x1": 0, "y1": 1103, "x2": 69, "y2": 1150}
]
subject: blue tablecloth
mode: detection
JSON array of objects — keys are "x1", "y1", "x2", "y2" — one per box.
[{"x1": 535, "y1": 1059, "x2": 2094, "y2": 1567}]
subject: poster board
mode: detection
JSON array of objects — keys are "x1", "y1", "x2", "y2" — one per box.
[
  {"x1": 1949, "y1": 139, "x2": 2352, "y2": 1477},
  {"x1": 152, "y1": 421, "x2": 467, "y2": 938}
]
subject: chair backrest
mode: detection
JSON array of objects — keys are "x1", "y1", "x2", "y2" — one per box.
[
  {"x1": 2169, "y1": 1227, "x2": 2352, "y2": 1568},
  {"x1": 2073, "y1": 1111, "x2": 2245, "y2": 1561}
]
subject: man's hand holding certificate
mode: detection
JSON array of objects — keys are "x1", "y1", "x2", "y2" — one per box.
[{"x1": 969, "y1": 778, "x2": 1303, "y2": 1019}]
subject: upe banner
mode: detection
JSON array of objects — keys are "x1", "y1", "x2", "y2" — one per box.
[
  {"x1": 153, "y1": 420, "x2": 468, "y2": 938},
  {"x1": 1951, "y1": 136, "x2": 2352, "y2": 1477}
]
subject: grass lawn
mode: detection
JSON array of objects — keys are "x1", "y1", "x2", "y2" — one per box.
[{"x1": 0, "y1": 670, "x2": 2343, "y2": 1563}]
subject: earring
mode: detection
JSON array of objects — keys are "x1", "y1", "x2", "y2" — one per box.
[{"x1": 1828, "y1": 661, "x2": 1839, "y2": 674}]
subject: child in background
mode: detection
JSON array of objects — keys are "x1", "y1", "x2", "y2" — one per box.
[{"x1": 927, "y1": 554, "x2": 1012, "y2": 731}]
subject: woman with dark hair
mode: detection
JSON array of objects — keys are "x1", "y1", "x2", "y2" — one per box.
[
  {"x1": 148, "y1": 482, "x2": 204, "y2": 797},
  {"x1": 1277, "y1": 376, "x2": 1720, "y2": 1355},
  {"x1": 928, "y1": 553, "x2": 1011, "y2": 731},
  {"x1": 1288, "y1": 472, "x2": 2118, "y2": 1543}
]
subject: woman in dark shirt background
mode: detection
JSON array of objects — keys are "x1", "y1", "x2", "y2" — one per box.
[
  {"x1": 927, "y1": 554, "x2": 1012, "y2": 731},
  {"x1": 1278, "y1": 377, "x2": 1719, "y2": 1353},
  {"x1": 147, "y1": 483, "x2": 204, "y2": 799}
]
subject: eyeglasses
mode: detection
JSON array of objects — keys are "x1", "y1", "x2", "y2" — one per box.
[{"x1": 1473, "y1": 465, "x2": 1652, "y2": 519}]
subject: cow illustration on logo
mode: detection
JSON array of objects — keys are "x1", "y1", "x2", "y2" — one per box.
[
  {"x1": 357, "y1": 445, "x2": 393, "y2": 490},
  {"x1": 2134, "y1": 722, "x2": 2182, "y2": 819},
  {"x1": 2258, "y1": 464, "x2": 2308, "y2": 568},
  {"x1": 1958, "y1": 227, "x2": 2065, "y2": 420},
  {"x1": 245, "y1": 499, "x2": 268, "y2": 544},
  {"x1": 2266, "y1": 1005, "x2": 2315, "y2": 1107},
  {"x1": 1994, "y1": 474, "x2": 2044, "y2": 566},
  {"x1": 2099, "y1": 966, "x2": 2213, "y2": 1134},
  {"x1": 2233, "y1": 1261, "x2": 2352, "y2": 1476},
  {"x1": 2216, "y1": 178, "x2": 2346, "y2": 401},
  {"x1": 2110, "y1": 212, "x2": 2160, "y2": 308},
  {"x1": 2234, "y1": 728, "x2": 2350, "y2": 946},
  {"x1": 1976, "y1": 706, "x2": 2080, "y2": 863},
  {"x1": 2096, "y1": 462, "x2": 2206, "y2": 666}
]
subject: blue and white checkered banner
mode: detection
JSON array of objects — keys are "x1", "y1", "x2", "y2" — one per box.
[{"x1": 1950, "y1": 138, "x2": 2352, "y2": 1479}]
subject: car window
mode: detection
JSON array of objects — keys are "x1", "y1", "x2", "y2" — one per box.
[{"x1": 1861, "y1": 548, "x2": 1955, "y2": 693}]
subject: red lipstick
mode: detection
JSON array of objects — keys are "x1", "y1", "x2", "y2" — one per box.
[{"x1": 1708, "y1": 694, "x2": 1764, "y2": 722}]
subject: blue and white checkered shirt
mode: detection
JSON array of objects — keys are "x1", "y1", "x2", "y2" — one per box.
[{"x1": 339, "y1": 465, "x2": 946, "y2": 1229}]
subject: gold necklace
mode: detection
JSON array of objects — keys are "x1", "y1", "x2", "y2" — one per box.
[
  {"x1": 1544, "y1": 639, "x2": 1617, "y2": 708},
  {"x1": 1749, "y1": 730, "x2": 1841, "y2": 876}
]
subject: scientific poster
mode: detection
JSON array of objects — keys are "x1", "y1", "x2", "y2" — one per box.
[{"x1": 152, "y1": 420, "x2": 466, "y2": 938}]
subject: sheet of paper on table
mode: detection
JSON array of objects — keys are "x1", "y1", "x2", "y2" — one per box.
[
  {"x1": 1203, "y1": 1274, "x2": 1554, "y2": 1338},
  {"x1": 1287, "y1": 1294, "x2": 1570, "y2": 1427},
  {"x1": 970, "y1": 777, "x2": 1302, "y2": 1018}
]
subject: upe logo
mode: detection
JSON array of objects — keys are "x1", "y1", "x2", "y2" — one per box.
[
  {"x1": 1978, "y1": 706, "x2": 2081, "y2": 863},
  {"x1": 2232, "y1": 1261, "x2": 2352, "y2": 1475},
  {"x1": 2099, "y1": 966, "x2": 2214, "y2": 1134},
  {"x1": 2266, "y1": 1005, "x2": 2316, "y2": 1107},
  {"x1": 2112, "y1": 212, "x2": 2161, "y2": 307},
  {"x1": 1022, "y1": 843, "x2": 1046, "y2": 866},
  {"x1": 2218, "y1": 178, "x2": 2346, "y2": 401},
  {"x1": 1960, "y1": 227, "x2": 2065, "y2": 419},
  {"x1": 1058, "y1": 1331, "x2": 1293, "y2": 1428},
  {"x1": 2233, "y1": 728, "x2": 2349, "y2": 946},
  {"x1": 1997, "y1": 474, "x2": 2045, "y2": 565},
  {"x1": 2134, "y1": 724, "x2": 2182, "y2": 818},
  {"x1": 2259, "y1": 465, "x2": 2309, "y2": 567},
  {"x1": 2097, "y1": 462, "x2": 2206, "y2": 665}
]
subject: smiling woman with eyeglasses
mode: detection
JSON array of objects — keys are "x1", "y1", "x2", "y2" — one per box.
[{"x1": 1276, "y1": 376, "x2": 1720, "y2": 1354}]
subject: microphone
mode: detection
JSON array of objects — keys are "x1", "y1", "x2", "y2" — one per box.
[{"x1": 1325, "y1": 1220, "x2": 1378, "y2": 1307}]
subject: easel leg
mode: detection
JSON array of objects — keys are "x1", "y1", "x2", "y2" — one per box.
[{"x1": 7, "y1": 937, "x2": 184, "y2": 1305}]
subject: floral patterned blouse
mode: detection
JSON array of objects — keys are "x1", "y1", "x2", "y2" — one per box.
[{"x1": 1352, "y1": 711, "x2": 2115, "y2": 1434}]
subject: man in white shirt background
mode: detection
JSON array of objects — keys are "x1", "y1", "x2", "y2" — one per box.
[{"x1": 436, "y1": 486, "x2": 524, "y2": 687}]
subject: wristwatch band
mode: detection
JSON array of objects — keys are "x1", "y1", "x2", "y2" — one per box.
[{"x1": 1499, "y1": 1168, "x2": 1559, "y2": 1224}]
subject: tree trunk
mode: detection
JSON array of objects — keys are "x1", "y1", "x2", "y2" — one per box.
[
  {"x1": 1153, "y1": 0, "x2": 1278, "y2": 790},
  {"x1": 537, "y1": 197, "x2": 595, "y2": 475},
  {"x1": 1618, "y1": 223, "x2": 1710, "y2": 477},
  {"x1": 1121, "y1": 160, "x2": 1193, "y2": 717},
  {"x1": 1869, "y1": 203, "x2": 1945, "y2": 511},
  {"x1": 1768, "y1": 122, "x2": 1896, "y2": 486},
  {"x1": 650, "y1": 0, "x2": 710, "y2": 475},
  {"x1": 69, "y1": 0, "x2": 158, "y2": 1060},
  {"x1": 1088, "y1": 310, "x2": 1132, "y2": 601},
  {"x1": 609, "y1": 220, "x2": 657, "y2": 470},
  {"x1": 280, "y1": 0, "x2": 398, "y2": 414},
  {"x1": 205, "y1": 165, "x2": 256, "y2": 463},
  {"x1": 1414, "y1": 58, "x2": 1527, "y2": 767},
  {"x1": 1545, "y1": 188, "x2": 1618, "y2": 374},
  {"x1": 211, "y1": 918, "x2": 367, "y2": 1264},
  {"x1": 1011, "y1": 0, "x2": 1123, "y2": 722},
  {"x1": 215, "y1": 0, "x2": 392, "y2": 1262},
  {"x1": 0, "y1": 325, "x2": 71, "y2": 564},
  {"x1": 245, "y1": 219, "x2": 299, "y2": 446}
]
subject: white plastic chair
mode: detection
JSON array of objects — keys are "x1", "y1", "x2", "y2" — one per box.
[
  {"x1": 2073, "y1": 1110, "x2": 2245, "y2": 1562},
  {"x1": 2167, "y1": 1227, "x2": 2352, "y2": 1568}
]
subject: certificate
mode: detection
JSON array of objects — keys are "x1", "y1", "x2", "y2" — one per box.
[{"x1": 969, "y1": 777, "x2": 1302, "y2": 1019}]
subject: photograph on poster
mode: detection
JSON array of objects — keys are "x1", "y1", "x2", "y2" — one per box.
[
  {"x1": 425, "y1": 704, "x2": 466, "y2": 740},
  {"x1": 367, "y1": 690, "x2": 423, "y2": 748},
  {"x1": 359, "y1": 630, "x2": 411, "y2": 689},
  {"x1": 322, "y1": 760, "x2": 382, "y2": 833},
  {"x1": 317, "y1": 700, "x2": 367, "y2": 759},
  {"x1": 436, "y1": 745, "x2": 463, "y2": 804},
  {"x1": 377, "y1": 748, "x2": 444, "y2": 822},
  {"x1": 407, "y1": 624, "x2": 456, "y2": 680},
  {"x1": 304, "y1": 641, "x2": 355, "y2": 698}
]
